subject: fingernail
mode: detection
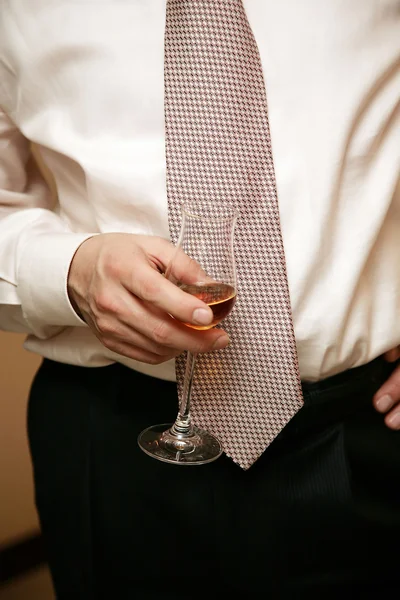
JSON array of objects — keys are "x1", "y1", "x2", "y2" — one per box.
[
  {"x1": 213, "y1": 335, "x2": 230, "y2": 351},
  {"x1": 375, "y1": 394, "x2": 393, "y2": 412},
  {"x1": 386, "y1": 412, "x2": 400, "y2": 429},
  {"x1": 192, "y1": 308, "x2": 213, "y2": 325}
]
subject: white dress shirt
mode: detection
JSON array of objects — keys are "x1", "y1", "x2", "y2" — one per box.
[{"x1": 0, "y1": 0, "x2": 399, "y2": 382}]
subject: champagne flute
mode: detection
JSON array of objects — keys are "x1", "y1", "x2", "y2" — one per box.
[{"x1": 137, "y1": 200, "x2": 239, "y2": 465}]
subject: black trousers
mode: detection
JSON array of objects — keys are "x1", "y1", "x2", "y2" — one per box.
[{"x1": 27, "y1": 356, "x2": 400, "y2": 599}]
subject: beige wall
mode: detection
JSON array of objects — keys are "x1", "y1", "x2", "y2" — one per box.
[{"x1": 0, "y1": 333, "x2": 41, "y2": 545}]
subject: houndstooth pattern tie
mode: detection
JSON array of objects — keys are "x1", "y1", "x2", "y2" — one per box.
[{"x1": 165, "y1": 0, "x2": 304, "y2": 470}]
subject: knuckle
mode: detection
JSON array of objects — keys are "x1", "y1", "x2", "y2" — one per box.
[
  {"x1": 94, "y1": 291, "x2": 118, "y2": 314},
  {"x1": 137, "y1": 278, "x2": 160, "y2": 302},
  {"x1": 101, "y1": 252, "x2": 123, "y2": 278},
  {"x1": 388, "y1": 368, "x2": 400, "y2": 395},
  {"x1": 96, "y1": 317, "x2": 116, "y2": 336},
  {"x1": 195, "y1": 334, "x2": 220, "y2": 354},
  {"x1": 101, "y1": 336, "x2": 118, "y2": 351},
  {"x1": 107, "y1": 260, "x2": 121, "y2": 279},
  {"x1": 151, "y1": 321, "x2": 171, "y2": 345},
  {"x1": 393, "y1": 365, "x2": 400, "y2": 381},
  {"x1": 192, "y1": 340, "x2": 211, "y2": 354}
]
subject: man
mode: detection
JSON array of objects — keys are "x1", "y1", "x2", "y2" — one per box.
[{"x1": 0, "y1": 0, "x2": 399, "y2": 598}]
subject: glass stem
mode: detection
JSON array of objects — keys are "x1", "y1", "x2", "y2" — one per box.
[{"x1": 170, "y1": 351, "x2": 197, "y2": 437}]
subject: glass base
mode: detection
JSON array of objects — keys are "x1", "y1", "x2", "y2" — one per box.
[{"x1": 137, "y1": 423, "x2": 223, "y2": 466}]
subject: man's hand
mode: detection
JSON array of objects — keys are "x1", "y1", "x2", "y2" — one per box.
[
  {"x1": 373, "y1": 346, "x2": 400, "y2": 430},
  {"x1": 67, "y1": 233, "x2": 230, "y2": 365}
]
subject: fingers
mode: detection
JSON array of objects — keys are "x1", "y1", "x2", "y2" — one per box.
[
  {"x1": 84, "y1": 306, "x2": 180, "y2": 365},
  {"x1": 127, "y1": 262, "x2": 217, "y2": 327},
  {"x1": 100, "y1": 334, "x2": 178, "y2": 365},
  {"x1": 88, "y1": 284, "x2": 230, "y2": 359},
  {"x1": 373, "y1": 362, "x2": 400, "y2": 430},
  {"x1": 118, "y1": 292, "x2": 230, "y2": 354},
  {"x1": 101, "y1": 340, "x2": 177, "y2": 366},
  {"x1": 93, "y1": 317, "x2": 179, "y2": 359},
  {"x1": 69, "y1": 233, "x2": 231, "y2": 366},
  {"x1": 383, "y1": 346, "x2": 400, "y2": 362},
  {"x1": 121, "y1": 237, "x2": 216, "y2": 328}
]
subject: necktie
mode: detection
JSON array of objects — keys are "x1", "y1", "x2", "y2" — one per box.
[{"x1": 165, "y1": 0, "x2": 304, "y2": 470}]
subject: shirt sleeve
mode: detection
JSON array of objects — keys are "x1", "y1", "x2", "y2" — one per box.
[{"x1": 0, "y1": 107, "x2": 95, "y2": 338}]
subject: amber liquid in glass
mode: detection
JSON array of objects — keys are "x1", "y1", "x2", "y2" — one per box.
[{"x1": 179, "y1": 282, "x2": 236, "y2": 330}]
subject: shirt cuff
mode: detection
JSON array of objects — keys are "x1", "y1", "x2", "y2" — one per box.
[{"x1": 17, "y1": 232, "x2": 96, "y2": 335}]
